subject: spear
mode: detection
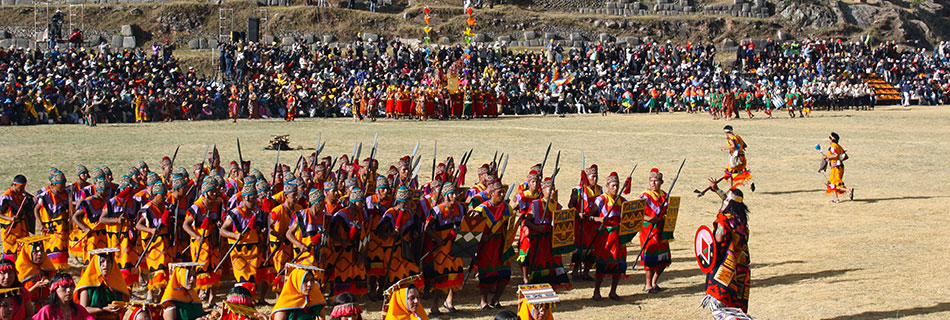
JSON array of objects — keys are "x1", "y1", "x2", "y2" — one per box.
[
  {"x1": 165, "y1": 145, "x2": 180, "y2": 182},
  {"x1": 370, "y1": 131, "x2": 378, "y2": 160},
  {"x1": 430, "y1": 141, "x2": 438, "y2": 181},
  {"x1": 539, "y1": 142, "x2": 552, "y2": 176},
  {"x1": 498, "y1": 154, "x2": 509, "y2": 180},
  {"x1": 237, "y1": 138, "x2": 245, "y2": 175}
]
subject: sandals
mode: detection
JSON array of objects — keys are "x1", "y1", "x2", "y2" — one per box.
[{"x1": 443, "y1": 303, "x2": 458, "y2": 313}]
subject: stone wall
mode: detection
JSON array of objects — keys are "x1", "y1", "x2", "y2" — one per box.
[{"x1": 580, "y1": 0, "x2": 772, "y2": 19}]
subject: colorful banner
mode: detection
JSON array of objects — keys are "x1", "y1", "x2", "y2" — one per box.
[
  {"x1": 662, "y1": 196, "x2": 680, "y2": 240},
  {"x1": 619, "y1": 199, "x2": 645, "y2": 244},
  {"x1": 551, "y1": 208, "x2": 576, "y2": 255}
]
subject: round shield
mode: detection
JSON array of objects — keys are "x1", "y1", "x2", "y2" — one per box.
[{"x1": 694, "y1": 225, "x2": 717, "y2": 274}]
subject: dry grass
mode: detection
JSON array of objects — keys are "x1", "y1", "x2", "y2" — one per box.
[{"x1": 1, "y1": 106, "x2": 949, "y2": 319}]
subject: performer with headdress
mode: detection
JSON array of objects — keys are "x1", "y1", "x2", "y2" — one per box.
[
  {"x1": 470, "y1": 180, "x2": 515, "y2": 309},
  {"x1": 516, "y1": 284, "x2": 559, "y2": 320},
  {"x1": 637, "y1": 169, "x2": 671, "y2": 294},
  {"x1": 286, "y1": 188, "x2": 327, "y2": 268},
  {"x1": 569, "y1": 165, "x2": 601, "y2": 281},
  {"x1": 106, "y1": 175, "x2": 140, "y2": 286},
  {"x1": 515, "y1": 170, "x2": 542, "y2": 284},
  {"x1": 34, "y1": 169, "x2": 71, "y2": 269},
  {"x1": 326, "y1": 188, "x2": 368, "y2": 298},
  {"x1": 167, "y1": 173, "x2": 192, "y2": 257},
  {"x1": 67, "y1": 166, "x2": 92, "y2": 263},
  {"x1": 33, "y1": 272, "x2": 92, "y2": 320},
  {"x1": 383, "y1": 281, "x2": 427, "y2": 320},
  {"x1": 219, "y1": 286, "x2": 268, "y2": 320},
  {"x1": 0, "y1": 287, "x2": 27, "y2": 319},
  {"x1": 270, "y1": 178, "x2": 303, "y2": 291},
  {"x1": 590, "y1": 172, "x2": 626, "y2": 301},
  {"x1": 135, "y1": 178, "x2": 172, "y2": 301},
  {"x1": 721, "y1": 126, "x2": 753, "y2": 190},
  {"x1": 15, "y1": 235, "x2": 55, "y2": 304},
  {"x1": 518, "y1": 177, "x2": 571, "y2": 291},
  {"x1": 271, "y1": 263, "x2": 327, "y2": 320},
  {"x1": 823, "y1": 132, "x2": 853, "y2": 203},
  {"x1": 0, "y1": 256, "x2": 32, "y2": 319},
  {"x1": 185, "y1": 179, "x2": 223, "y2": 306},
  {"x1": 328, "y1": 292, "x2": 362, "y2": 320},
  {"x1": 73, "y1": 177, "x2": 113, "y2": 264},
  {"x1": 159, "y1": 262, "x2": 208, "y2": 320},
  {"x1": 1, "y1": 174, "x2": 33, "y2": 260},
  {"x1": 422, "y1": 182, "x2": 464, "y2": 316},
  {"x1": 366, "y1": 178, "x2": 394, "y2": 299},
  {"x1": 700, "y1": 179, "x2": 752, "y2": 313},
  {"x1": 75, "y1": 247, "x2": 129, "y2": 320},
  {"x1": 219, "y1": 182, "x2": 266, "y2": 303},
  {"x1": 383, "y1": 186, "x2": 422, "y2": 289}
]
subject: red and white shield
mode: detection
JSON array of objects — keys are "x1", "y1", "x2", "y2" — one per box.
[{"x1": 694, "y1": 225, "x2": 717, "y2": 273}]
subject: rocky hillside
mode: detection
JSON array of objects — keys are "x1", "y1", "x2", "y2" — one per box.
[{"x1": 0, "y1": 0, "x2": 946, "y2": 50}]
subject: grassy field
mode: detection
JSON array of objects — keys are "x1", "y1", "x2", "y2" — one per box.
[{"x1": 1, "y1": 106, "x2": 949, "y2": 319}]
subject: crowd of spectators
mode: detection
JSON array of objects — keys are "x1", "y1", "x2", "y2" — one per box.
[{"x1": 1, "y1": 37, "x2": 948, "y2": 125}]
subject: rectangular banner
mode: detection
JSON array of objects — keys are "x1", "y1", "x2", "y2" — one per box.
[
  {"x1": 619, "y1": 199, "x2": 645, "y2": 244},
  {"x1": 551, "y1": 208, "x2": 576, "y2": 255},
  {"x1": 663, "y1": 196, "x2": 680, "y2": 241}
]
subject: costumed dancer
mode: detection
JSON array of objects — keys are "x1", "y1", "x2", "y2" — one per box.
[
  {"x1": 569, "y1": 165, "x2": 601, "y2": 281},
  {"x1": 74, "y1": 247, "x2": 129, "y2": 320},
  {"x1": 423, "y1": 182, "x2": 464, "y2": 316},
  {"x1": 34, "y1": 169, "x2": 71, "y2": 269},
  {"x1": 15, "y1": 235, "x2": 55, "y2": 305},
  {"x1": 107, "y1": 175, "x2": 141, "y2": 287},
  {"x1": 270, "y1": 179, "x2": 302, "y2": 292},
  {"x1": 185, "y1": 179, "x2": 224, "y2": 307},
  {"x1": 67, "y1": 165, "x2": 91, "y2": 263},
  {"x1": 823, "y1": 132, "x2": 853, "y2": 203},
  {"x1": 0, "y1": 174, "x2": 33, "y2": 260},
  {"x1": 270, "y1": 264, "x2": 327, "y2": 320},
  {"x1": 135, "y1": 177, "x2": 172, "y2": 301},
  {"x1": 219, "y1": 182, "x2": 267, "y2": 303},
  {"x1": 470, "y1": 180, "x2": 515, "y2": 309},
  {"x1": 518, "y1": 178, "x2": 571, "y2": 291},
  {"x1": 159, "y1": 262, "x2": 209, "y2": 320},
  {"x1": 326, "y1": 187, "x2": 368, "y2": 298},
  {"x1": 0, "y1": 258, "x2": 33, "y2": 318},
  {"x1": 638, "y1": 169, "x2": 671, "y2": 293},
  {"x1": 73, "y1": 176, "x2": 112, "y2": 264},
  {"x1": 33, "y1": 272, "x2": 93, "y2": 320},
  {"x1": 516, "y1": 284, "x2": 560, "y2": 320},
  {"x1": 383, "y1": 186, "x2": 422, "y2": 290},
  {"x1": 700, "y1": 179, "x2": 752, "y2": 313},
  {"x1": 366, "y1": 178, "x2": 394, "y2": 300},
  {"x1": 286, "y1": 188, "x2": 327, "y2": 269},
  {"x1": 721, "y1": 126, "x2": 753, "y2": 190},
  {"x1": 589, "y1": 172, "x2": 627, "y2": 301}
]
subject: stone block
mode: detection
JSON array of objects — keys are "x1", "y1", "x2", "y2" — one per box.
[
  {"x1": 0, "y1": 0, "x2": 14, "y2": 5},
  {"x1": 606, "y1": 1, "x2": 617, "y2": 8},
  {"x1": 474, "y1": 33, "x2": 487, "y2": 42},
  {"x1": 498, "y1": 35, "x2": 512, "y2": 42},
  {"x1": 439, "y1": 36, "x2": 450, "y2": 44},
  {"x1": 543, "y1": 32, "x2": 557, "y2": 40},
  {"x1": 742, "y1": 3, "x2": 750, "y2": 11},
  {"x1": 722, "y1": 38, "x2": 736, "y2": 47},
  {"x1": 14, "y1": 0, "x2": 30, "y2": 5},
  {"x1": 121, "y1": 25, "x2": 134, "y2": 37},
  {"x1": 572, "y1": 41, "x2": 584, "y2": 47},
  {"x1": 599, "y1": 33, "x2": 612, "y2": 42},
  {"x1": 569, "y1": 33, "x2": 583, "y2": 41},
  {"x1": 684, "y1": 6, "x2": 692, "y2": 11},
  {"x1": 208, "y1": 39, "x2": 218, "y2": 48},
  {"x1": 263, "y1": 35, "x2": 275, "y2": 45},
  {"x1": 528, "y1": 39, "x2": 541, "y2": 47},
  {"x1": 777, "y1": 30, "x2": 789, "y2": 40},
  {"x1": 303, "y1": 34, "x2": 315, "y2": 44},
  {"x1": 122, "y1": 36, "x2": 136, "y2": 48},
  {"x1": 361, "y1": 32, "x2": 378, "y2": 42},
  {"x1": 0, "y1": 39, "x2": 10, "y2": 48},
  {"x1": 627, "y1": 36, "x2": 640, "y2": 45},
  {"x1": 733, "y1": 0, "x2": 743, "y2": 4},
  {"x1": 111, "y1": 35, "x2": 123, "y2": 47},
  {"x1": 14, "y1": 38, "x2": 28, "y2": 48},
  {"x1": 281, "y1": 37, "x2": 294, "y2": 46},
  {"x1": 524, "y1": 31, "x2": 537, "y2": 40},
  {"x1": 188, "y1": 38, "x2": 200, "y2": 49}
]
